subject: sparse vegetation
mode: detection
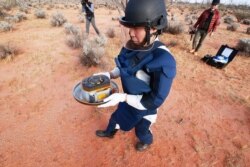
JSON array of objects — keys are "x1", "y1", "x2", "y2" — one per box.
[
  {"x1": 19, "y1": 5, "x2": 29, "y2": 14},
  {"x1": 106, "y1": 28, "x2": 115, "y2": 38},
  {"x1": 242, "y1": 19, "x2": 250, "y2": 25},
  {"x1": 94, "y1": 34, "x2": 107, "y2": 47},
  {"x1": 64, "y1": 22, "x2": 80, "y2": 35},
  {"x1": 35, "y1": 9, "x2": 46, "y2": 19},
  {"x1": 66, "y1": 34, "x2": 82, "y2": 49},
  {"x1": 0, "y1": 2, "x2": 250, "y2": 167},
  {"x1": 185, "y1": 15, "x2": 193, "y2": 25},
  {"x1": 164, "y1": 21, "x2": 184, "y2": 35},
  {"x1": 224, "y1": 16, "x2": 235, "y2": 24},
  {"x1": 247, "y1": 27, "x2": 250, "y2": 35},
  {"x1": 50, "y1": 12, "x2": 67, "y2": 27},
  {"x1": 234, "y1": 10, "x2": 250, "y2": 22},
  {"x1": 227, "y1": 23, "x2": 240, "y2": 31},
  {"x1": 0, "y1": 21, "x2": 12, "y2": 31},
  {"x1": 64, "y1": 23, "x2": 82, "y2": 49},
  {"x1": 80, "y1": 35, "x2": 107, "y2": 67},
  {"x1": 0, "y1": 42, "x2": 19, "y2": 60},
  {"x1": 237, "y1": 39, "x2": 250, "y2": 56}
]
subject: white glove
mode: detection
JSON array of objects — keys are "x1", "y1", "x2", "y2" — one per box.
[
  {"x1": 98, "y1": 93, "x2": 127, "y2": 108},
  {"x1": 93, "y1": 72, "x2": 110, "y2": 79}
]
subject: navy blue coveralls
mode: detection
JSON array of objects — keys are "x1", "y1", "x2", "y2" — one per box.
[{"x1": 105, "y1": 41, "x2": 176, "y2": 144}]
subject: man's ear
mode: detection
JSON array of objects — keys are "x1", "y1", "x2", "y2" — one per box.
[{"x1": 150, "y1": 28, "x2": 157, "y2": 33}]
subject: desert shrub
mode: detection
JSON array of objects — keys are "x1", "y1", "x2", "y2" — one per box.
[
  {"x1": 191, "y1": 15, "x2": 198, "y2": 20},
  {"x1": 164, "y1": 21, "x2": 184, "y2": 35},
  {"x1": 2, "y1": 3, "x2": 12, "y2": 11},
  {"x1": 247, "y1": 27, "x2": 250, "y2": 35},
  {"x1": 224, "y1": 16, "x2": 235, "y2": 24},
  {"x1": 94, "y1": 34, "x2": 107, "y2": 47},
  {"x1": 242, "y1": 19, "x2": 250, "y2": 25},
  {"x1": 106, "y1": 28, "x2": 115, "y2": 38},
  {"x1": 50, "y1": 4, "x2": 55, "y2": 8},
  {"x1": 50, "y1": 12, "x2": 67, "y2": 27},
  {"x1": 185, "y1": 15, "x2": 193, "y2": 25},
  {"x1": 80, "y1": 35, "x2": 107, "y2": 67},
  {"x1": 234, "y1": 10, "x2": 250, "y2": 22},
  {"x1": 19, "y1": 5, "x2": 29, "y2": 14},
  {"x1": 64, "y1": 23, "x2": 82, "y2": 48},
  {"x1": 0, "y1": 43, "x2": 19, "y2": 60},
  {"x1": 64, "y1": 22, "x2": 80, "y2": 35},
  {"x1": 78, "y1": 14, "x2": 85, "y2": 23},
  {"x1": 4, "y1": 16, "x2": 19, "y2": 23},
  {"x1": 237, "y1": 39, "x2": 250, "y2": 56},
  {"x1": 227, "y1": 23, "x2": 239, "y2": 31},
  {"x1": 35, "y1": 9, "x2": 46, "y2": 19},
  {"x1": 66, "y1": 34, "x2": 82, "y2": 49},
  {"x1": 15, "y1": 12, "x2": 27, "y2": 21},
  {"x1": 0, "y1": 21, "x2": 12, "y2": 31}
]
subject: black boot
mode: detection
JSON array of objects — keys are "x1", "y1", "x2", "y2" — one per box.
[
  {"x1": 135, "y1": 141, "x2": 151, "y2": 151},
  {"x1": 96, "y1": 129, "x2": 117, "y2": 138}
]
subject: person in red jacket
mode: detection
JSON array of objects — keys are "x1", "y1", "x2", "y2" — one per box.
[{"x1": 190, "y1": 0, "x2": 220, "y2": 56}]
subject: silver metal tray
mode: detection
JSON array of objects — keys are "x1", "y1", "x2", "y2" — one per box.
[{"x1": 72, "y1": 81, "x2": 119, "y2": 106}]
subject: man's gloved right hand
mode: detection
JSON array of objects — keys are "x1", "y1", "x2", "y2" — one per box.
[{"x1": 93, "y1": 72, "x2": 110, "y2": 79}]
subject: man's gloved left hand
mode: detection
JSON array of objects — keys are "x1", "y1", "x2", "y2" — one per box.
[{"x1": 98, "y1": 93, "x2": 127, "y2": 108}]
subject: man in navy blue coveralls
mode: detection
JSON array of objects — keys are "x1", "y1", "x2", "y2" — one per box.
[{"x1": 95, "y1": 0, "x2": 176, "y2": 151}]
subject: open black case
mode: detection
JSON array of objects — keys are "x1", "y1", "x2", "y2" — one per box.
[{"x1": 201, "y1": 45, "x2": 238, "y2": 69}]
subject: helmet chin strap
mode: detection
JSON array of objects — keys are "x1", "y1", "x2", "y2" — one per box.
[{"x1": 143, "y1": 26, "x2": 158, "y2": 46}]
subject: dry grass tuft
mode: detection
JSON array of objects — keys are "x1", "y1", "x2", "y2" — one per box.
[
  {"x1": 50, "y1": 12, "x2": 67, "y2": 27},
  {"x1": 0, "y1": 43, "x2": 20, "y2": 60}
]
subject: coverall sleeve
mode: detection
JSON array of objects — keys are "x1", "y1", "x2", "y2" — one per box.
[{"x1": 140, "y1": 53, "x2": 176, "y2": 111}]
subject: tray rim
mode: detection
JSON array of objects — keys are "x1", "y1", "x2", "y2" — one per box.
[{"x1": 72, "y1": 80, "x2": 119, "y2": 106}]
